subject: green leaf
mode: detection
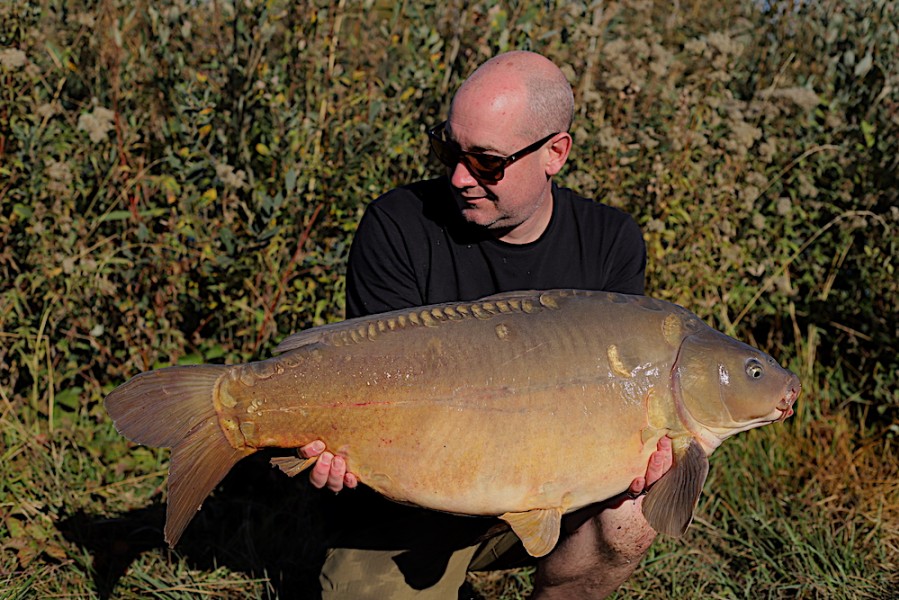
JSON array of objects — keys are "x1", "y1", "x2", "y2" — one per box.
[
  {"x1": 100, "y1": 210, "x2": 133, "y2": 222},
  {"x1": 177, "y1": 353, "x2": 204, "y2": 365},
  {"x1": 13, "y1": 204, "x2": 33, "y2": 219},
  {"x1": 54, "y1": 387, "x2": 83, "y2": 411},
  {"x1": 860, "y1": 120, "x2": 875, "y2": 148},
  {"x1": 286, "y1": 167, "x2": 298, "y2": 194}
]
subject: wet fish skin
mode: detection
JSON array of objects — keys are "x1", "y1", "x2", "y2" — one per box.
[{"x1": 104, "y1": 289, "x2": 800, "y2": 556}]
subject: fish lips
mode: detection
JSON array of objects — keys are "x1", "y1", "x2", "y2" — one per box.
[{"x1": 775, "y1": 376, "x2": 801, "y2": 422}]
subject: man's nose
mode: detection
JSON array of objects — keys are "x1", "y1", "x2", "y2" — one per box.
[{"x1": 449, "y1": 159, "x2": 478, "y2": 188}]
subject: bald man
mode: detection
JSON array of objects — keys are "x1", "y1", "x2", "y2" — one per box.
[{"x1": 300, "y1": 51, "x2": 673, "y2": 599}]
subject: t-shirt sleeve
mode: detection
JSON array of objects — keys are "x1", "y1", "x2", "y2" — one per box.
[
  {"x1": 345, "y1": 200, "x2": 423, "y2": 318},
  {"x1": 604, "y1": 212, "x2": 647, "y2": 295}
]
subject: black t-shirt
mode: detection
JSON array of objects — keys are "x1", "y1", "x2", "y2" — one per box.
[{"x1": 346, "y1": 176, "x2": 646, "y2": 319}]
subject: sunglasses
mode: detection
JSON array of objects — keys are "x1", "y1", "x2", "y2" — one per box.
[{"x1": 427, "y1": 121, "x2": 560, "y2": 183}]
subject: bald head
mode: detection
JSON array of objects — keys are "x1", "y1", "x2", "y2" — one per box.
[{"x1": 449, "y1": 51, "x2": 574, "y2": 140}]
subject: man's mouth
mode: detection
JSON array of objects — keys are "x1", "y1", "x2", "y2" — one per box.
[{"x1": 461, "y1": 196, "x2": 492, "y2": 207}]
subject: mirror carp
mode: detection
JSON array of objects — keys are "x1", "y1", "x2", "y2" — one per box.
[{"x1": 105, "y1": 289, "x2": 800, "y2": 556}]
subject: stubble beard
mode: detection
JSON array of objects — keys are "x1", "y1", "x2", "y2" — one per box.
[{"x1": 461, "y1": 203, "x2": 516, "y2": 232}]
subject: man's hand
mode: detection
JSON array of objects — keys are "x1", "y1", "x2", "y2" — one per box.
[
  {"x1": 299, "y1": 440, "x2": 358, "y2": 492},
  {"x1": 533, "y1": 436, "x2": 674, "y2": 599},
  {"x1": 628, "y1": 435, "x2": 673, "y2": 496}
]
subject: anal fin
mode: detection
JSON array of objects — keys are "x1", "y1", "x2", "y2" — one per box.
[
  {"x1": 271, "y1": 454, "x2": 318, "y2": 477},
  {"x1": 500, "y1": 507, "x2": 564, "y2": 557},
  {"x1": 641, "y1": 438, "x2": 709, "y2": 537}
]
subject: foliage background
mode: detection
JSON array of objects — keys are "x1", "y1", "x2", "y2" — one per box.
[{"x1": 1, "y1": 0, "x2": 897, "y2": 598}]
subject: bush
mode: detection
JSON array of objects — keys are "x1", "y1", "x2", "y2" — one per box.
[{"x1": 1, "y1": 0, "x2": 896, "y2": 598}]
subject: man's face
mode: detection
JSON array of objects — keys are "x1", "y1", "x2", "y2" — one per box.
[{"x1": 444, "y1": 92, "x2": 556, "y2": 243}]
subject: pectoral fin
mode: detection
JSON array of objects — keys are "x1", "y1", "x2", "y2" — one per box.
[
  {"x1": 500, "y1": 507, "x2": 564, "y2": 557},
  {"x1": 271, "y1": 454, "x2": 317, "y2": 477},
  {"x1": 641, "y1": 438, "x2": 709, "y2": 537}
]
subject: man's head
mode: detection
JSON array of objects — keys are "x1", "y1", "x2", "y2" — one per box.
[
  {"x1": 450, "y1": 51, "x2": 574, "y2": 140},
  {"x1": 435, "y1": 51, "x2": 574, "y2": 244}
]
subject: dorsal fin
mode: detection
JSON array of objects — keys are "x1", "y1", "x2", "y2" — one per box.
[{"x1": 477, "y1": 289, "x2": 543, "y2": 302}]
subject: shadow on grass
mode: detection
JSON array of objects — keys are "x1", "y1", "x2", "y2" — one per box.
[
  {"x1": 59, "y1": 448, "x2": 515, "y2": 599},
  {"x1": 58, "y1": 450, "x2": 331, "y2": 600}
]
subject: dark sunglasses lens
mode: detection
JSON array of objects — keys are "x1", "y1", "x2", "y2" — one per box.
[
  {"x1": 429, "y1": 127, "x2": 505, "y2": 182},
  {"x1": 430, "y1": 135, "x2": 458, "y2": 166},
  {"x1": 465, "y1": 154, "x2": 504, "y2": 182}
]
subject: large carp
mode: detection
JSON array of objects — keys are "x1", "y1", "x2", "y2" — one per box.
[{"x1": 105, "y1": 290, "x2": 799, "y2": 556}]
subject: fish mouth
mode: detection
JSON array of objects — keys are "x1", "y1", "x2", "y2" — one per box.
[{"x1": 775, "y1": 378, "x2": 802, "y2": 422}]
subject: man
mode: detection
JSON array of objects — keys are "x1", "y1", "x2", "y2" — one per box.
[{"x1": 300, "y1": 51, "x2": 673, "y2": 598}]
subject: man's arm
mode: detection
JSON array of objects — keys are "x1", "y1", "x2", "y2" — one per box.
[{"x1": 531, "y1": 437, "x2": 673, "y2": 599}]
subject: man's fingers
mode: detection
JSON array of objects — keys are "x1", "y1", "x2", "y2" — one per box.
[
  {"x1": 327, "y1": 455, "x2": 347, "y2": 492},
  {"x1": 300, "y1": 440, "x2": 326, "y2": 459},
  {"x1": 628, "y1": 476, "x2": 646, "y2": 496},
  {"x1": 309, "y1": 451, "x2": 333, "y2": 488},
  {"x1": 626, "y1": 437, "x2": 674, "y2": 496},
  {"x1": 645, "y1": 437, "x2": 674, "y2": 487},
  {"x1": 299, "y1": 441, "x2": 357, "y2": 492}
]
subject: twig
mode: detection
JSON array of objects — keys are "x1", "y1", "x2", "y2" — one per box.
[
  {"x1": 253, "y1": 203, "x2": 324, "y2": 353},
  {"x1": 85, "y1": 469, "x2": 168, "y2": 495},
  {"x1": 750, "y1": 144, "x2": 840, "y2": 205}
]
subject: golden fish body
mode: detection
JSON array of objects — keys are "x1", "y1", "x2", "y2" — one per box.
[{"x1": 105, "y1": 290, "x2": 800, "y2": 556}]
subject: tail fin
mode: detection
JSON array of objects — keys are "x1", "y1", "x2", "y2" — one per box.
[{"x1": 104, "y1": 365, "x2": 255, "y2": 546}]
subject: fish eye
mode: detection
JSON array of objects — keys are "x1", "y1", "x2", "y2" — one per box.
[{"x1": 746, "y1": 359, "x2": 764, "y2": 379}]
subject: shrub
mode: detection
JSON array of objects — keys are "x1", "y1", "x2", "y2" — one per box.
[{"x1": 1, "y1": 0, "x2": 896, "y2": 597}]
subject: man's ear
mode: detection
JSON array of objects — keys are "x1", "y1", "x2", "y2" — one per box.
[{"x1": 544, "y1": 133, "x2": 572, "y2": 176}]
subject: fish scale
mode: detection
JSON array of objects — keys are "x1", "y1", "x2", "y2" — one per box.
[{"x1": 105, "y1": 289, "x2": 800, "y2": 557}]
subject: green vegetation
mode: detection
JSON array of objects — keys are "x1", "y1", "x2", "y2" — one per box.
[{"x1": 2, "y1": 0, "x2": 896, "y2": 598}]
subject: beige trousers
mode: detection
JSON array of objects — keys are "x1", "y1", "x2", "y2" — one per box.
[{"x1": 318, "y1": 494, "x2": 530, "y2": 599}]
